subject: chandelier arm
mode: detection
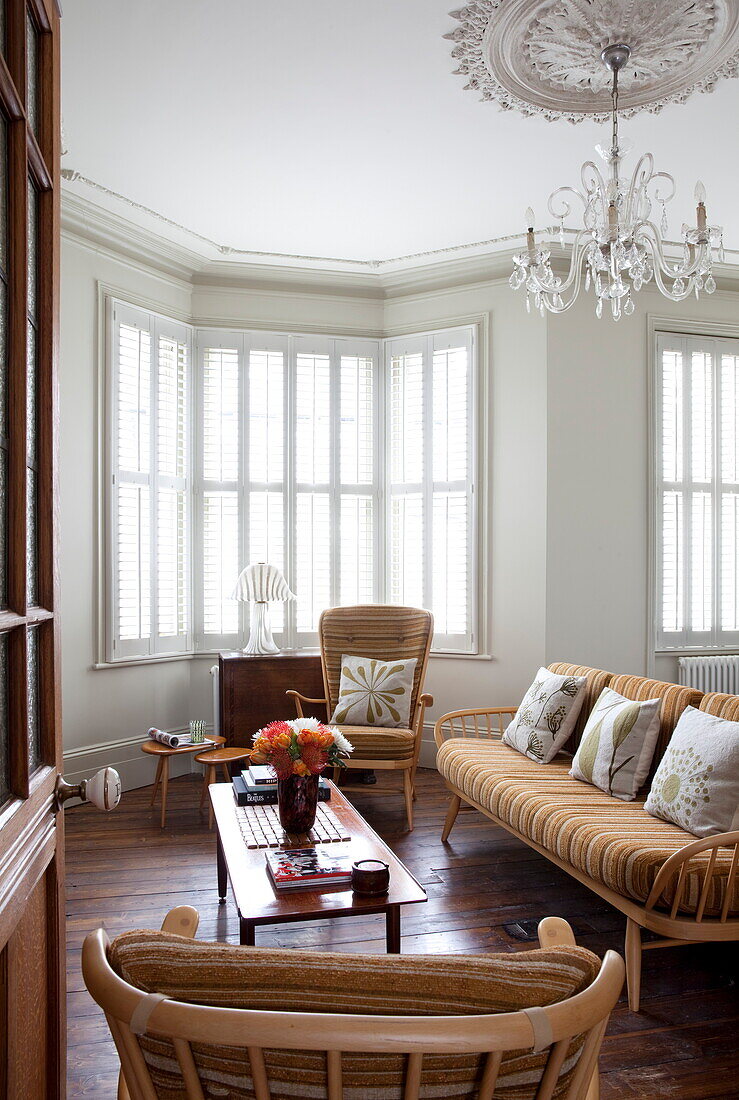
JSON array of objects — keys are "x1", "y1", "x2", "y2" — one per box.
[
  {"x1": 638, "y1": 234, "x2": 695, "y2": 300},
  {"x1": 547, "y1": 185, "x2": 586, "y2": 222},
  {"x1": 528, "y1": 231, "x2": 591, "y2": 297},
  {"x1": 623, "y1": 152, "x2": 654, "y2": 227},
  {"x1": 636, "y1": 221, "x2": 701, "y2": 280}
]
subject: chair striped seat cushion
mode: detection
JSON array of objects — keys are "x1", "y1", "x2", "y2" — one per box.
[
  {"x1": 338, "y1": 723, "x2": 416, "y2": 761},
  {"x1": 437, "y1": 739, "x2": 739, "y2": 919},
  {"x1": 110, "y1": 931, "x2": 600, "y2": 1100}
]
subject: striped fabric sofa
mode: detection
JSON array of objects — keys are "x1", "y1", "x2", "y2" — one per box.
[{"x1": 434, "y1": 664, "x2": 739, "y2": 1012}]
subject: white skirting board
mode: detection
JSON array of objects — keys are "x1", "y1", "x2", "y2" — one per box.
[
  {"x1": 62, "y1": 728, "x2": 212, "y2": 795},
  {"x1": 63, "y1": 723, "x2": 439, "y2": 798},
  {"x1": 419, "y1": 724, "x2": 438, "y2": 769}
]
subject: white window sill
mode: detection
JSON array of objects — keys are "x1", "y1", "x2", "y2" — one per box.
[
  {"x1": 655, "y1": 646, "x2": 739, "y2": 656},
  {"x1": 93, "y1": 647, "x2": 493, "y2": 670}
]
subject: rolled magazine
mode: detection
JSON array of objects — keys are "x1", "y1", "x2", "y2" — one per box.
[{"x1": 148, "y1": 727, "x2": 185, "y2": 748}]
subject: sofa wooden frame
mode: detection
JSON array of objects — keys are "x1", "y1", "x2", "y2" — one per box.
[
  {"x1": 434, "y1": 705, "x2": 739, "y2": 1013},
  {"x1": 82, "y1": 906, "x2": 624, "y2": 1100}
]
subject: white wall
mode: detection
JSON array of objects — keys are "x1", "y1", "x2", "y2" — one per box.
[
  {"x1": 544, "y1": 287, "x2": 739, "y2": 685},
  {"x1": 60, "y1": 235, "x2": 197, "y2": 788},
  {"x1": 59, "y1": 217, "x2": 739, "y2": 789}
]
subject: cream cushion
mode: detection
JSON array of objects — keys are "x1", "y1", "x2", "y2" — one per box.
[
  {"x1": 330, "y1": 654, "x2": 417, "y2": 727},
  {"x1": 645, "y1": 706, "x2": 739, "y2": 837},
  {"x1": 503, "y1": 668, "x2": 587, "y2": 763},
  {"x1": 570, "y1": 687, "x2": 661, "y2": 801}
]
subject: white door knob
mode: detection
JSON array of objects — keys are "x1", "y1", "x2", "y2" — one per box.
[{"x1": 55, "y1": 767, "x2": 122, "y2": 811}]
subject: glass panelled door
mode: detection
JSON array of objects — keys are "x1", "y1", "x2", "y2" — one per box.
[{"x1": 0, "y1": 1, "x2": 64, "y2": 1096}]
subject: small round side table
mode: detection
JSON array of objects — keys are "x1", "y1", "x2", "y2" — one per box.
[
  {"x1": 196, "y1": 746, "x2": 252, "y2": 828},
  {"x1": 141, "y1": 736, "x2": 225, "y2": 829}
]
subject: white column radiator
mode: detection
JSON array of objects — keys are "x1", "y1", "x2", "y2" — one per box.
[
  {"x1": 677, "y1": 655, "x2": 739, "y2": 694},
  {"x1": 210, "y1": 664, "x2": 220, "y2": 737}
]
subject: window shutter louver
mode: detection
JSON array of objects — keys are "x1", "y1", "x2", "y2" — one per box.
[
  {"x1": 338, "y1": 353, "x2": 376, "y2": 606},
  {"x1": 656, "y1": 333, "x2": 739, "y2": 650},
  {"x1": 114, "y1": 318, "x2": 152, "y2": 652},
  {"x1": 248, "y1": 344, "x2": 287, "y2": 633},
  {"x1": 389, "y1": 347, "x2": 425, "y2": 610},
  {"x1": 197, "y1": 338, "x2": 242, "y2": 648},
  {"x1": 386, "y1": 328, "x2": 476, "y2": 652},
  {"x1": 110, "y1": 304, "x2": 192, "y2": 659}
]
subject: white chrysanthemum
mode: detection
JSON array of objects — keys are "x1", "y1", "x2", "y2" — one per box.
[
  {"x1": 289, "y1": 716, "x2": 322, "y2": 732},
  {"x1": 331, "y1": 728, "x2": 354, "y2": 754}
]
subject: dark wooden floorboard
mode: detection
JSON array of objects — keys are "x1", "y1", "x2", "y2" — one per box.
[{"x1": 65, "y1": 769, "x2": 739, "y2": 1098}]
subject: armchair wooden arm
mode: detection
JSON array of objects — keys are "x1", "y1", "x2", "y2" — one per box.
[
  {"x1": 434, "y1": 706, "x2": 517, "y2": 748},
  {"x1": 286, "y1": 688, "x2": 328, "y2": 718}
]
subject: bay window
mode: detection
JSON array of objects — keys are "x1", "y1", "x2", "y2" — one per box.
[{"x1": 105, "y1": 298, "x2": 479, "y2": 661}]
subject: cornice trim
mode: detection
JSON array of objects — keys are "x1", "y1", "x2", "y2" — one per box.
[{"x1": 61, "y1": 177, "x2": 739, "y2": 301}]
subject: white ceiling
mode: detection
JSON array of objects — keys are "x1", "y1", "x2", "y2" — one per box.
[{"x1": 61, "y1": 0, "x2": 739, "y2": 264}]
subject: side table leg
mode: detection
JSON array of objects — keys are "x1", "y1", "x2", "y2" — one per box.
[
  {"x1": 240, "y1": 918, "x2": 255, "y2": 946},
  {"x1": 217, "y1": 828, "x2": 227, "y2": 903},
  {"x1": 160, "y1": 756, "x2": 170, "y2": 830},
  {"x1": 150, "y1": 757, "x2": 164, "y2": 807},
  {"x1": 386, "y1": 905, "x2": 401, "y2": 953}
]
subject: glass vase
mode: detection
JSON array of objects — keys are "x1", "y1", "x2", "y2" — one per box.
[{"x1": 277, "y1": 774, "x2": 319, "y2": 833}]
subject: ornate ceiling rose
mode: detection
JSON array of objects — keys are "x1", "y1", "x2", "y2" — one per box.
[{"x1": 445, "y1": 0, "x2": 739, "y2": 122}]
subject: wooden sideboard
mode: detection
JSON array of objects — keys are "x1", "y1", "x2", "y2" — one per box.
[{"x1": 218, "y1": 651, "x2": 327, "y2": 749}]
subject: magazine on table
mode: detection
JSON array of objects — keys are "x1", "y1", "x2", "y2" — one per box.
[{"x1": 266, "y1": 845, "x2": 353, "y2": 890}]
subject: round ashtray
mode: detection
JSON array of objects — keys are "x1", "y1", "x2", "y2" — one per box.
[{"x1": 351, "y1": 858, "x2": 390, "y2": 896}]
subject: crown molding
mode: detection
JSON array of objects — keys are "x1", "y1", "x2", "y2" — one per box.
[
  {"x1": 61, "y1": 183, "x2": 739, "y2": 303},
  {"x1": 62, "y1": 188, "x2": 524, "y2": 300}
]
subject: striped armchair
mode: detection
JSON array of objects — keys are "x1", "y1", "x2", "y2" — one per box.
[{"x1": 288, "y1": 605, "x2": 433, "y2": 829}]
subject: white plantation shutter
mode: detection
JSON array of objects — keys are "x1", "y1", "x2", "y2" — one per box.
[
  {"x1": 656, "y1": 332, "x2": 739, "y2": 649},
  {"x1": 107, "y1": 306, "x2": 479, "y2": 660},
  {"x1": 247, "y1": 339, "x2": 287, "y2": 633},
  {"x1": 109, "y1": 302, "x2": 192, "y2": 659},
  {"x1": 338, "y1": 348, "x2": 377, "y2": 608},
  {"x1": 291, "y1": 337, "x2": 379, "y2": 642},
  {"x1": 197, "y1": 334, "x2": 242, "y2": 647},
  {"x1": 386, "y1": 327, "x2": 476, "y2": 652}
]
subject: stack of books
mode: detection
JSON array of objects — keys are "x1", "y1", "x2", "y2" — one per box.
[
  {"x1": 233, "y1": 764, "x2": 331, "y2": 806},
  {"x1": 265, "y1": 846, "x2": 353, "y2": 890}
]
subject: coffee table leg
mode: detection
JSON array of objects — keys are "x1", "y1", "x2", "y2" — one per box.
[
  {"x1": 240, "y1": 918, "x2": 255, "y2": 946},
  {"x1": 216, "y1": 828, "x2": 227, "y2": 904},
  {"x1": 386, "y1": 905, "x2": 401, "y2": 953}
]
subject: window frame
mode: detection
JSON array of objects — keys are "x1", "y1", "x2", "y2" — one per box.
[
  {"x1": 101, "y1": 295, "x2": 482, "y2": 664},
  {"x1": 385, "y1": 325, "x2": 478, "y2": 654},
  {"x1": 105, "y1": 298, "x2": 194, "y2": 662},
  {"x1": 653, "y1": 324, "x2": 739, "y2": 654}
]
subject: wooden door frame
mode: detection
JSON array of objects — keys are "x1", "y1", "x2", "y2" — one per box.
[{"x1": 0, "y1": 0, "x2": 63, "y2": 1094}]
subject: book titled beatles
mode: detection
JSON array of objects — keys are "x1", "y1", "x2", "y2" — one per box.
[
  {"x1": 233, "y1": 775, "x2": 331, "y2": 806},
  {"x1": 265, "y1": 846, "x2": 353, "y2": 890}
]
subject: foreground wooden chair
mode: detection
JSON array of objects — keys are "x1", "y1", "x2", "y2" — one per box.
[
  {"x1": 82, "y1": 907, "x2": 623, "y2": 1100},
  {"x1": 287, "y1": 605, "x2": 434, "y2": 829}
]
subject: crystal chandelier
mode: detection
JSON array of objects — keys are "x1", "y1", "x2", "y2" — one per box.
[{"x1": 509, "y1": 44, "x2": 725, "y2": 321}]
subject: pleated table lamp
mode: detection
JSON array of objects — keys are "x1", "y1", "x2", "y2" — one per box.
[{"x1": 231, "y1": 562, "x2": 296, "y2": 655}]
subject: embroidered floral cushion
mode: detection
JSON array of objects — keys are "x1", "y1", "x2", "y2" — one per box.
[
  {"x1": 645, "y1": 706, "x2": 739, "y2": 837},
  {"x1": 569, "y1": 687, "x2": 662, "y2": 801},
  {"x1": 330, "y1": 654, "x2": 417, "y2": 728},
  {"x1": 502, "y1": 667, "x2": 587, "y2": 763}
]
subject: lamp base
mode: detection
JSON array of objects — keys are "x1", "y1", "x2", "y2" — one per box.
[{"x1": 242, "y1": 602, "x2": 279, "y2": 655}]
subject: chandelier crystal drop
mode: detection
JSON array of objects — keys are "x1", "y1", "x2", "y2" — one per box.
[{"x1": 510, "y1": 43, "x2": 724, "y2": 320}]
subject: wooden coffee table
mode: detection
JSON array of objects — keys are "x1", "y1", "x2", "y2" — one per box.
[{"x1": 209, "y1": 781, "x2": 426, "y2": 951}]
